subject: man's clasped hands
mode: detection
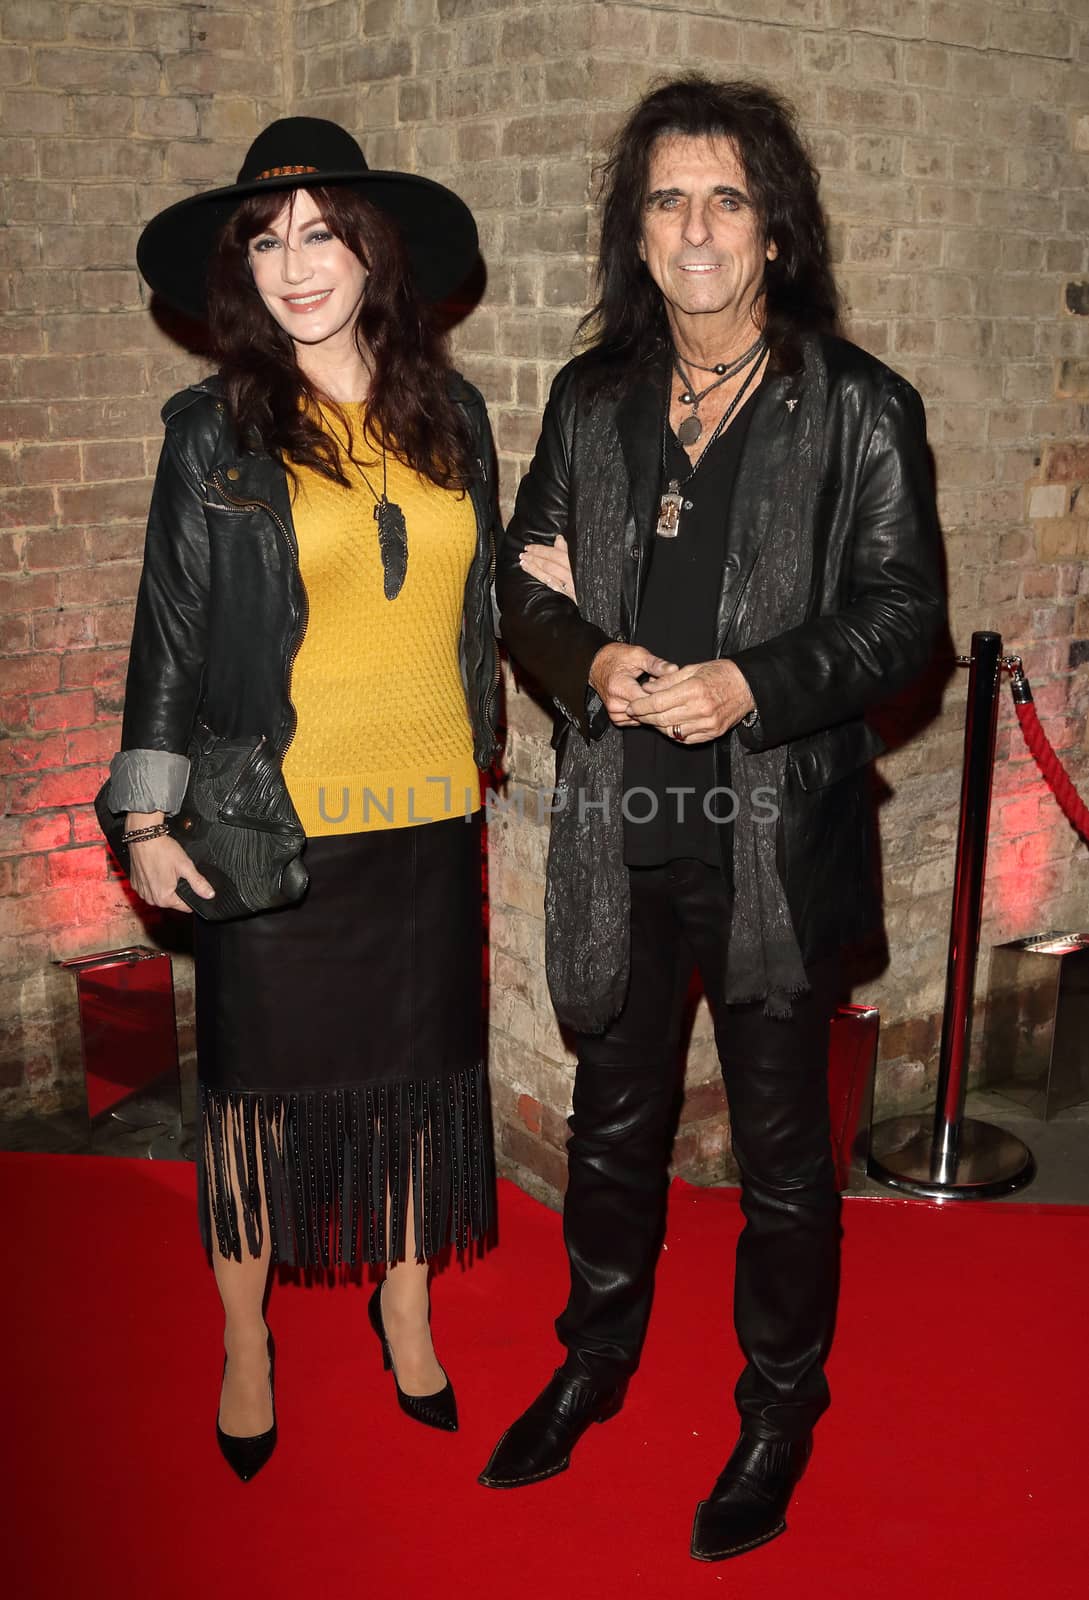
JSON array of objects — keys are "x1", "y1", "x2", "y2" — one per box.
[{"x1": 518, "y1": 535, "x2": 756, "y2": 745}]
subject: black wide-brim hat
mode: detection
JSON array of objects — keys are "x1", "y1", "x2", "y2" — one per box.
[{"x1": 137, "y1": 117, "x2": 479, "y2": 319}]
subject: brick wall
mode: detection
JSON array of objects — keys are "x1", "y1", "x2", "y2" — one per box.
[
  {"x1": 3, "y1": 3, "x2": 1088, "y2": 1204},
  {"x1": 0, "y1": 1, "x2": 284, "y2": 1108}
]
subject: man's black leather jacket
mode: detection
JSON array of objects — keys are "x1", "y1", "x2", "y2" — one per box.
[
  {"x1": 497, "y1": 334, "x2": 946, "y2": 958},
  {"x1": 107, "y1": 373, "x2": 501, "y2": 817}
]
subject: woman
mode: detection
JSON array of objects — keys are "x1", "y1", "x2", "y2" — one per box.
[{"x1": 104, "y1": 118, "x2": 500, "y2": 1479}]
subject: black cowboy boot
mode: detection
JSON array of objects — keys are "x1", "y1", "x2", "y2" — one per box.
[
  {"x1": 478, "y1": 1369, "x2": 627, "y2": 1489},
  {"x1": 690, "y1": 1434, "x2": 812, "y2": 1561}
]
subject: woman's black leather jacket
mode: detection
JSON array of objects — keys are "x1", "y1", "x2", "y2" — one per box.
[{"x1": 107, "y1": 373, "x2": 501, "y2": 816}]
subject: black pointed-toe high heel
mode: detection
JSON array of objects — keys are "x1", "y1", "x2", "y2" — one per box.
[
  {"x1": 215, "y1": 1334, "x2": 277, "y2": 1482},
  {"x1": 368, "y1": 1282, "x2": 458, "y2": 1433}
]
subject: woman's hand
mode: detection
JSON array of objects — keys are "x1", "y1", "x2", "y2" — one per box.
[
  {"x1": 125, "y1": 813, "x2": 215, "y2": 913},
  {"x1": 588, "y1": 643, "x2": 676, "y2": 728},
  {"x1": 518, "y1": 534, "x2": 577, "y2": 602}
]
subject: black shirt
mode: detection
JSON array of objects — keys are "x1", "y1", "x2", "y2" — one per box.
[{"x1": 622, "y1": 397, "x2": 756, "y2": 868}]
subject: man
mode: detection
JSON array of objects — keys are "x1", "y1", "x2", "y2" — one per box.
[{"x1": 479, "y1": 76, "x2": 944, "y2": 1562}]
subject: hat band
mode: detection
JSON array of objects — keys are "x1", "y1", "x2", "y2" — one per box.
[{"x1": 255, "y1": 164, "x2": 319, "y2": 180}]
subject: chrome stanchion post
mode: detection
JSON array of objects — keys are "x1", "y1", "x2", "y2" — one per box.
[
  {"x1": 931, "y1": 631, "x2": 1002, "y2": 1183},
  {"x1": 868, "y1": 631, "x2": 1036, "y2": 1199}
]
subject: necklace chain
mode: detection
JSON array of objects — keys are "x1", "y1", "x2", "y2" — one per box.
[
  {"x1": 672, "y1": 333, "x2": 765, "y2": 401},
  {"x1": 671, "y1": 333, "x2": 766, "y2": 445},
  {"x1": 347, "y1": 447, "x2": 387, "y2": 506},
  {"x1": 323, "y1": 405, "x2": 408, "y2": 601},
  {"x1": 664, "y1": 337, "x2": 767, "y2": 484},
  {"x1": 655, "y1": 338, "x2": 767, "y2": 539}
]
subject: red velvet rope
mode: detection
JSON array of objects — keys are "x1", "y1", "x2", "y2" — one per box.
[{"x1": 1014, "y1": 699, "x2": 1089, "y2": 843}]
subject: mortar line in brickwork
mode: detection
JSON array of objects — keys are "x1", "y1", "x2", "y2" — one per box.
[{"x1": 281, "y1": 0, "x2": 297, "y2": 112}]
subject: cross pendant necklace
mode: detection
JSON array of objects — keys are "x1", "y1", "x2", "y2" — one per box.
[{"x1": 656, "y1": 336, "x2": 767, "y2": 539}]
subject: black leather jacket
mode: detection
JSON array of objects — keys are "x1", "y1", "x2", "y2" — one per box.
[
  {"x1": 108, "y1": 373, "x2": 501, "y2": 817},
  {"x1": 497, "y1": 335, "x2": 946, "y2": 957}
]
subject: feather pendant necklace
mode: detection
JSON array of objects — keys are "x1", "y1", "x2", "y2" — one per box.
[
  {"x1": 374, "y1": 488, "x2": 408, "y2": 601},
  {"x1": 348, "y1": 438, "x2": 408, "y2": 600}
]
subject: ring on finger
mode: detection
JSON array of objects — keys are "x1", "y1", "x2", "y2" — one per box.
[{"x1": 671, "y1": 723, "x2": 684, "y2": 741}]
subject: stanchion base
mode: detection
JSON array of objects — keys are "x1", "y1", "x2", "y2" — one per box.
[
  {"x1": 146, "y1": 1125, "x2": 195, "y2": 1163},
  {"x1": 868, "y1": 1116, "x2": 1036, "y2": 1200}
]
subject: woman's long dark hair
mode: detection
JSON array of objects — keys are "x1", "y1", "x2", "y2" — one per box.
[
  {"x1": 580, "y1": 75, "x2": 839, "y2": 374},
  {"x1": 207, "y1": 184, "x2": 472, "y2": 488}
]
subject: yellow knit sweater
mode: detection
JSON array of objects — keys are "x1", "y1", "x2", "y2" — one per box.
[{"x1": 280, "y1": 407, "x2": 480, "y2": 837}]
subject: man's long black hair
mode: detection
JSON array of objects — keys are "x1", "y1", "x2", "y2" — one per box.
[{"x1": 579, "y1": 75, "x2": 839, "y2": 376}]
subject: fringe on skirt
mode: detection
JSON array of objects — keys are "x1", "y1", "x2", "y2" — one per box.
[{"x1": 197, "y1": 1063, "x2": 493, "y2": 1268}]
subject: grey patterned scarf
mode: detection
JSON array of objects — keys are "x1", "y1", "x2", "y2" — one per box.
[
  {"x1": 544, "y1": 396, "x2": 632, "y2": 1035},
  {"x1": 546, "y1": 338, "x2": 827, "y2": 1032},
  {"x1": 724, "y1": 340, "x2": 827, "y2": 1015}
]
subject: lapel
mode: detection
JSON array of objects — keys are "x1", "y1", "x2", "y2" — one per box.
[
  {"x1": 717, "y1": 355, "x2": 808, "y2": 651},
  {"x1": 192, "y1": 381, "x2": 298, "y2": 546},
  {"x1": 613, "y1": 351, "x2": 667, "y2": 632},
  {"x1": 216, "y1": 450, "x2": 299, "y2": 552},
  {"x1": 614, "y1": 353, "x2": 667, "y2": 543}
]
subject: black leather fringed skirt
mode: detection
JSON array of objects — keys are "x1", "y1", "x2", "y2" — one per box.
[{"x1": 191, "y1": 812, "x2": 493, "y2": 1268}]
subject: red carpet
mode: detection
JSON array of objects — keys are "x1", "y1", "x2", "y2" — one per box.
[{"x1": 4, "y1": 1153, "x2": 1083, "y2": 1600}]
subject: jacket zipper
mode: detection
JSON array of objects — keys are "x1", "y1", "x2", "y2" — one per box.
[
  {"x1": 483, "y1": 525, "x2": 500, "y2": 747},
  {"x1": 476, "y1": 455, "x2": 501, "y2": 751},
  {"x1": 209, "y1": 471, "x2": 309, "y2": 759}
]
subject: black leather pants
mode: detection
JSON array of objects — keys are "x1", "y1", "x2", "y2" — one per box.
[{"x1": 556, "y1": 859, "x2": 841, "y2": 1442}]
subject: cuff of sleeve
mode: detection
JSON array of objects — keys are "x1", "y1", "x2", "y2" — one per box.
[
  {"x1": 561, "y1": 620, "x2": 613, "y2": 740},
  {"x1": 728, "y1": 648, "x2": 777, "y2": 750},
  {"x1": 584, "y1": 686, "x2": 611, "y2": 741},
  {"x1": 106, "y1": 749, "x2": 190, "y2": 816},
  {"x1": 735, "y1": 707, "x2": 763, "y2": 751}
]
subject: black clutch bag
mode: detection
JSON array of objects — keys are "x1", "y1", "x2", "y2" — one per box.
[{"x1": 95, "y1": 720, "x2": 308, "y2": 921}]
